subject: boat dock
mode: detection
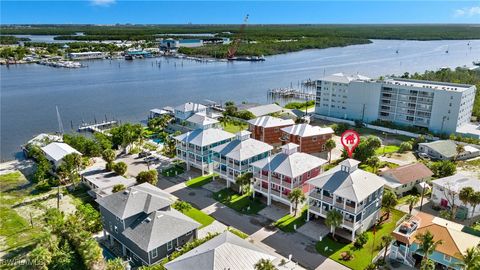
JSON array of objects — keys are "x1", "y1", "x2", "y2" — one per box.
[
  {"x1": 267, "y1": 88, "x2": 315, "y2": 100},
  {"x1": 78, "y1": 120, "x2": 117, "y2": 134}
]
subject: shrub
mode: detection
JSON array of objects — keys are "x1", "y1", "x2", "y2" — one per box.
[
  {"x1": 35, "y1": 180, "x2": 52, "y2": 191},
  {"x1": 172, "y1": 201, "x2": 192, "y2": 213},
  {"x1": 398, "y1": 141, "x2": 413, "y2": 153},
  {"x1": 136, "y1": 170, "x2": 158, "y2": 185},
  {"x1": 354, "y1": 232, "x2": 369, "y2": 248},
  {"x1": 113, "y1": 162, "x2": 128, "y2": 176},
  {"x1": 105, "y1": 161, "x2": 114, "y2": 171},
  {"x1": 112, "y1": 184, "x2": 126, "y2": 193}
]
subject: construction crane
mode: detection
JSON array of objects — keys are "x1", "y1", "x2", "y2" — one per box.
[{"x1": 226, "y1": 14, "x2": 249, "y2": 59}]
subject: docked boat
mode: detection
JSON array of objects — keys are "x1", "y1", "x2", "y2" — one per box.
[
  {"x1": 228, "y1": 55, "x2": 265, "y2": 62},
  {"x1": 473, "y1": 60, "x2": 480, "y2": 66}
]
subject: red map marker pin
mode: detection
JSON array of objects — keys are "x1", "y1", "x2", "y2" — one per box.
[{"x1": 341, "y1": 130, "x2": 360, "y2": 158}]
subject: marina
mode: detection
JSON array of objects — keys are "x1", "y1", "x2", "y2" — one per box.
[
  {"x1": 267, "y1": 88, "x2": 315, "y2": 100},
  {"x1": 77, "y1": 120, "x2": 118, "y2": 134}
]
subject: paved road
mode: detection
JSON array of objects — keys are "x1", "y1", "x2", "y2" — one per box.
[{"x1": 157, "y1": 175, "x2": 349, "y2": 270}]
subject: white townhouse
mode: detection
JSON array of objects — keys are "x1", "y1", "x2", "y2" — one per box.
[
  {"x1": 306, "y1": 159, "x2": 385, "y2": 241},
  {"x1": 174, "y1": 128, "x2": 235, "y2": 175},
  {"x1": 210, "y1": 131, "x2": 273, "y2": 189},
  {"x1": 250, "y1": 143, "x2": 327, "y2": 212}
]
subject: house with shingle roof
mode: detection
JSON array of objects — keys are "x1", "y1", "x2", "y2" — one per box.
[
  {"x1": 390, "y1": 212, "x2": 480, "y2": 269},
  {"x1": 379, "y1": 163, "x2": 433, "y2": 197},
  {"x1": 306, "y1": 159, "x2": 385, "y2": 241},
  {"x1": 96, "y1": 183, "x2": 200, "y2": 266},
  {"x1": 165, "y1": 231, "x2": 278, "y2": 270}
]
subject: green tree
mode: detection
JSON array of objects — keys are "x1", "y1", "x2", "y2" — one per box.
[
  {"x1": 469, "y1": 192, "x2": 480, "y2": 220},
  {"x1": 254, "y1": 258, "x2": 277, "y2": 270},
  {"x1": 172, "y1": 201, "x2": 193, "y2": 213},
  {"x1": 366, "y1": 156, "x2": 380, "y2": 174},
  {"x1": 29, "y1": 246, "x2": 52, "y2": 270},
  {"x1": 162, "y1": 131, "x2": 180, "y2": 158},
  {"x1": 76, "y1": 203, "x2": 102, "y2": 233},
  {"x1": 136, "y1": 170, "x2": 158, "y2": 185},
  {"x1": 415, "y1": 230, "x2": 443, "y2": 269},
  {"x1": 325, "y1": 209, "x2": 343, "y2": 241},
  {"x1": 113, "y1": 161, "x2": 128, "y2": 176},
  {"x1": 59, "y1": 153, "x2": 83, "y2": 188},
  {"x1": 420, "y1": 259, "x2": 436, "y2": 270},
  {"x1": 454, "y1": 247, "x2": 480, "y2": 270},
  {"x1": 106, "y1": 258, "x2": 126, "y2": 270},
  {"x1": 430, "y1": 160, "x2": 456, "y2": 178},
  {"x1": 398, "y1": 141, "x2": 413, "y2": 153},
  {"x1": 382, "y1": 189, "x2": 398, "y2": 220},
  {"x1": 406, "y1": 195, "x2": 420, "y2": 215},
  {"x1": 455, "y1": 144, "x2": 465, "y2": 161},
  {"x1": 353, "y1": 136, "x2": 381, "y2": 162},
  {"x1": 50, "y1": 242, "x2": 75, "y2": 270},
  {"x1": 102, "y1": 149, "x2": 116, "y2": 163},
  {"x1": 325, "y1": 139, "x2": 336, "y2": 163},
  {"x1": 112, "y1": 184, "x2": 126, "y2": 193},
  {"x1": 381, "y1": 235, "x2": 394, "y2": 260},
  {"x1": 235, "y1": 172, "x2": 252, "y2": 195},
  {"x1": 459, "y1": 187, "x2": 474, "y2": 220},
  {"x1": 287, "y1": 188, "x2": 305, "y2": 217}
]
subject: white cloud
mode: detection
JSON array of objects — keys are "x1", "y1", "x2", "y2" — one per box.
[
  {"x1": 90, "y1": 0, "x2": 116, "y2": 7},
  {"x1": 454, "y1": 6, "x2": 480, "y2": 17}
]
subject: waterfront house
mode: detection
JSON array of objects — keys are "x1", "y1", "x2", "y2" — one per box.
[
  {"x1": 81, "y1": 165, "x2": 137, "y2": 198},
  {"x1": 418, "y1": 140, "x2": 480, "y2": 161},
  {"x1": 149, "y1": 108, "x2": 171, "y2": 120},
  {"x1": 306, "y1": 159, "x2": 385, "y2": 241},
  {"x1": 41, "y1": 142, "x2": 81, "y2": 169},
  {"x1": 173, "y1": 102, "x2": 207, "y2": 121},
  {"x1": 96, "y1": 183, "x2": 200, "y2": 266},
  {"x1": 280, "y1": 124, "x2": 334, "y2": 154},
  {"x1": 431, "y1": 174, "x2": 480, "y2": 219},
  {"x1": 250, "y1": 143, "x2": 327, "y2": 212},
  {"x1": 390, "y1": 212, "x2": 480, "y2": 269},
  {"x1": 174, "y1": 128, "x2": 235, "y2": 175},
  {"x1": 379, "y1": 163, "x2": 433, "y2": 197},
  {"x1": 246, "y1": 103, "x2": 284, "y2": 117},
  {"x1": 185, "y1": 113, "x2": 220, "y2": 130},
  {"x1": 248, "y1": 116, "x2": 295, "y2": 145},
  {"x1": 210, "y1": 131, "x2": 273, "y2": 189},
  {"x1": 164, "y1": 231, "x2": 278, "y2": 270}
]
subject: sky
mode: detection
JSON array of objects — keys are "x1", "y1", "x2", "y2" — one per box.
[{"x1": 1, "y1": 1, "x2": 480, "y2": 24}]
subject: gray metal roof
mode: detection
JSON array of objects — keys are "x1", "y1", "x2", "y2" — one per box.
[
  {"x1": 432, "y1": 174, "x2": 480, "y2": 192},
  {"x1": 174, "y1": 102, "x2": 207, "y2": 113},
  {"x1": 186, "y1": 113, "x2": 219, "y2": 125},
  {"x1": 41, "y1": 142, "x2": 81, "y2": 162},
  {"x1": 174, "y1": 128, "x2": 235, "y2": 147},
  {"x1": 96, "y1": 183, "x2": 175, "y2": 219},
  {"x1": 210, "y1": 138, "x2": 273, "y2": 161},
  {"x1": 122, "y1": 209, "x2": 200, "y2": 252},
  {"x1": 250, "y1": 152, "x2": 326, "y2": 178},
  {"x1": 419, "y1": 140, "x2": 458, "y2": 158},
  {"x1": 281, "y1": 124, "x2": 334, "y2": 137},
  {"x1": 248, "y1": 116, "x2": 294, "y2": 128},
  {"x1": 246, "y1": 103, "x2": 283, "y2": 117},
  {"x1": 164, "y1": 231, "x2": 276, "y2": 270},
  {"x1": 307, "y1": 159, "x2": 385, "y2": 202}
]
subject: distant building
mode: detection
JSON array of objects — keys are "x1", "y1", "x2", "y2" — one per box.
[
  {"x1": 174, "y1": 128, "x2": 235, "y2": 175},
  {"x1": 211, "y1": 131, "x2": 273, "y2": 189},
  {"x1": 390, "y1": 212, "x2": 480, "y2": 269},
  {"x1": 315, "y1": 73, "x2": 477, "y2": 134},
  {"x1": 248, "y1": 116, "x2": 295, "y2": 145},
  {"x1": 251, "y1": 143, "x2": 327, "y2": 211},
  {"x1": 81, "y1": 166, "x2": 137, "y2": 198},
  {"x1": 185, "y1": 113, "x2": 220, "y2": 130},
  {"x1": 280, "y1": 124, "x2": 334, "y2": 154},
  {"x1": 149, "y1": 108, "x2": 171, "y2": 119},
  {"x1": 41, "y1": 142, "x2": 81, "y2": 169},
  {"x1": 68, "y1": 52, "x2": 105, "y2": 60},
  {"x1": 418, "y1": 140, "x2": 480, "y2": 160},
  {"x1": 379, "y1": 163, "x2": 433, "y2": 197},
  {"x1": 96, "y1": 183, "x2": 199, "y2": 266},
  {"x1": 306, "y1": 159, "x2": 385, "y2": 241},
  {"x1": 174, "y1": 102, "x2": 208, "y2": 121},
  {"x1": 245, "y1": 103, "x2": 284, "y2": 117},
  {"x1": 431, "y1": 174, "x2": 480, "y2": 219}
]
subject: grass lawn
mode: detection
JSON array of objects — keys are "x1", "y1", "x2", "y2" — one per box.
[
  {"x1": 162, "y1": 164, "x2": 185, "y2": 177},
  {"x1": 315, "y1": 209, "x2": 405, "y2": 270},
  {"x1": 221, "y1": 121, "x2": 248, "y2": 133},
  {"x1": 185, "y1": 174, "x2": 216, "y2": 188},
  {"x1": 274, "y1": 207, "x2": 308, "y2": 232},
  {"x1": 375, "y1": 145, "x2": 400, "y2": 155},
  {"x1": 182, "y1": 207, "x2": 215, "y2": 229},
  {"x1": 213, "y1": 188, "x2": 265, "y2": 215}
]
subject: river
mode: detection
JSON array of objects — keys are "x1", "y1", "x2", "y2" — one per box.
[{"x1": 1, "y1": 39, "x2": 479, "y2": 160}]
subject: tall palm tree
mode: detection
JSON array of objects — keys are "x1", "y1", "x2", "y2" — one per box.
[
  {"x1": 406, "y1": 195, "x2": 420, "y2": 215},
  {"x1": 325, "y1": 139, "x2": 336, "y2": 163},
  {"x1": 415, "y1": 230, "x2": 443, "y2": 268},
  {"x1": 469, "y1": 192, "x2": 480, "y2": 220},
  {"x1": 454, "y1": 247, "x2": 480, "y2": 270},
  {"x1": 382, "y1": 189, "x2": 398, "y2": 220},
  {"x1": 325, "y1": 209, "x2": 343, "y2": 241},
  {"x1": 459, "y1": 187, "x2": 474, "y2": 220},
  {"x1": 381, "y1": 234, "x2": 394, "y2": 260},
  {"x1": 420, "y1": 259, "x2": 435, "y2": 270},
  {"x1": 287, "y1": 188, "x2": 305, "y2": 216},
  {"x1": 254, "y1": 258, "x2": 277, "y2": 270},
  {"x1": 235, "y1": 172, "x2": 252, "y2": 195}
]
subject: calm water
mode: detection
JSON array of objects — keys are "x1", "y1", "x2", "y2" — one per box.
[{"x1": 1, "y1": 39, "x2": 479, "y2": 160}]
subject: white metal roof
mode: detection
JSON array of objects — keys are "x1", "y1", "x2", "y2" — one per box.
[
  {"x1": 174, "y1": 128, "x2": 235, "y2": 147},
  {"x1": 186, "y1": 113, "x2": 219, "y2": 125},
  {"x1": 432, "y1": 174, "x2": 480, "y2": 192},
  {"x1": 41, "y1": 142, "x2": 81, "y2": 162},
  {"x1": 281, "y1": 124, "x2": 334, "y2": 137},
  {"x1": 210, "y1": 138, "x2": 273, "y2": 161},
  {"x1": 384, "y1": 78, "x2": 472, "y2": 92},
  {"x1": 174, "y1": 102, "x2": 207, "y2": 113},
  {"x1": 251, "y1": 151, "x2": 326, "y2": 178},
  {"x1": 321, "y1": 73, "x2": 371, "y2": 84},
  {"x1": 248, "y1": 116, "x2": 294, "y2": 128},
  {"x1": 246, "y1": 103, "x2": 283, "y2": 117}
]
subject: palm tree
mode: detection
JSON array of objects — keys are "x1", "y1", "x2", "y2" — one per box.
[
  {"x1": 406, "y1": 195, "x2": 420, "y2": 215},
  {"x1": 420, "y1": 259, "x2": 436, "y2": 270},
  {"x1": 460, "y1": 187, "x2": 474, "y2": 220},
  {"x1": 102, "y1": 149, "x2": 116, "y2": 164},
  {"x1": 469, "y1": 192, "x2": 480, "y2": 220},
  {"x1": 235, "y1": 172, "x2": 252, "y2": 195},
  {"x1": 381, "y1": 235, "x2": 394, "y2": 260},
  {"x1": 325, "y1": 209, "x2": 343, "y2": 240},
  {"x1": 415, "y1": 230, "x2": 443, "y2": 268},
  {"x1": 454, "y1": 247, "x2": 480, "y2": 270},
  {"x1": 382, "y1": 189, "x2": 398, "y2": 220},
  {"x1": 325, "y1": 139, "x2": 336, "y2": 163},
  {"x1": 254, "y1": 258, "x2": 277, "y2": 270},
  {"x1": 366, "y1": 156, "x2": 380, "y2": 174},
  {"x1": 287, "y1": 188, "x2": 305, "y2": 216},
  {"x1": 455, "y1": 144, "x2": 465, "y2": 161}
]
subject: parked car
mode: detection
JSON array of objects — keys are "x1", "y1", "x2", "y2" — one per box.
[{"x1": 139, "y1": 151, "x2": 152, "y2": 158}]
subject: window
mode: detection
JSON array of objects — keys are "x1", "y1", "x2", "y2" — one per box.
[
  {"x1": 444, "y1": 255, "x2": 452, "y2": 262},
  {"x1": 151, "y1": 248, "x2": 158, "y2": 258},
  {"x1": 312, "y1": 136, "x2": 317, "y2": 142},
  {"x1": 167, "y1": 240, "x2": 173, "y2": 251},
  {"x1": 274, "y1": 127, "x2": 279, "y2": 132}
]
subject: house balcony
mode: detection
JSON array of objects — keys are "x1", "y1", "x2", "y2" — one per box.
[
  {"x1": 334, "y1": 201, "x2": 344, "y2": 209},
  {"x1": 323, "y1": 196, "x2": 333, "y2": 204},
  {"x1": 343, "y1": 219, "x2": 354, "y2": 228}
]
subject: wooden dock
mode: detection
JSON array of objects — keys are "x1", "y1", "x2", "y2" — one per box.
[
  {"x1": 78, "y1": 120, "x2": 117, "y2": 134},
  {"x1": 267, "y1": 88, "x2": 315, "y2": 100}
]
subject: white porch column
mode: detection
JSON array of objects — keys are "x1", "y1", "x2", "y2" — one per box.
[
  {"x1": 103, "y1": 229, "x2": 107, "y2": 238},
  {"x1": 201, "y1": 159, "x2": 205, "y2": 176},
  {"x1": 306, "y1": 198, "x2": 310, "y2": 221},
  {"x1": 290, "y1": 203, "x2": 293, "y2": 214},
  {"x1": 267, "y1": 173, "x2": 272, "y2": 206},
  {"x1": 351, "y1": 230, "x2": 355, "y2": 242},
  {"x1": 122, "y1": 244, "x2": 127, "y2": 256}
]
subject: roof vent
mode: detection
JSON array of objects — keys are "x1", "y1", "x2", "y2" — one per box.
[
  {"x1": 145, "y1": 217, "x2": 152, "y2": 223},
  {"x1": 123, "y1": 190, "x2": 130, "y2": 195}
]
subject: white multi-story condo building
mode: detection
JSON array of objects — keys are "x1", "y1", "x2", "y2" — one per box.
[
  {"x1": 306, "y1": 159, "x2": 385, "y2": 241},
  {"x1": 174, "y1": 128, "x2": 235, "y2": 175},
  {"x1": 315, "y1": 73, "x2": 477, "y2": 134},
  {"x1": 250, "y1": 143, "x2": 327, "y2": 212},
  {"x1": 211, "y1": 131, "x2": 273, "y2": 189}
]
